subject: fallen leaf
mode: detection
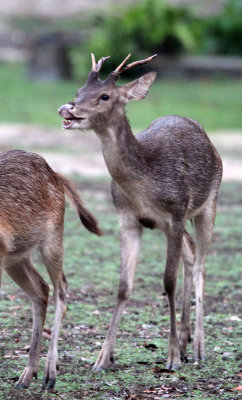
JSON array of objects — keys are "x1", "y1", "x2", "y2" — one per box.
[
  {"x1": 6, "y1": 295, "x2": 16, "y2": 301},
  {"x1": 231, "y1": 386, "x2": 242, "y2": 391},
  {"x1": 143, "y1": 388, "x2": 157, "y2": 393},
  {"x1": 143, "y1": 342, "x2": 158, "y2": 351},
  {"x1": 4, "y1": 353, "x2": 13, "y2": 358},
  {"x1": 152, "y1": 366, "x2": 174, "y2": 374},
  {"x1": 227, "y1": 316, "x2": 241, "y2": 322}
]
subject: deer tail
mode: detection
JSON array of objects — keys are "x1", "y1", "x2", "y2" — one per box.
[{"x1": 57, "y1": 173, "x2": 102, "y2": 236}]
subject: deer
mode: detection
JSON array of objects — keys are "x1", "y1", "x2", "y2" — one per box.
[
  {"x1": 59, "y1": 53, "x2": 223, "y2": 372},
  {"x1": 0, "y1": 149, "x2": 101, "y2": 390}
]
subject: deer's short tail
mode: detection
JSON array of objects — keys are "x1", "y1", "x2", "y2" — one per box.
[{"x1": 57, "y1": 173, "x2": 102, "y2": 236}]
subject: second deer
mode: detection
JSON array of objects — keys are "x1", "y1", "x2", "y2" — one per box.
[
  {"x1": 59, "y1": 54, "x2": 223, "y2": 371},
  {"x1": 0, "y1": 149, "x2": 101, "y2": 390}
]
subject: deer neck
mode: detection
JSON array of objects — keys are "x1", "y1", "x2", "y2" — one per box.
[{"x1": 95, "y1": 113, "x2": 143, "y2": 183}]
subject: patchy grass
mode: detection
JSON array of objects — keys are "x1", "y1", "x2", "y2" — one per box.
[
  {"x1": 0, "y1": 62, "x2": 242, "y2": 131},
  {"x1": 0, "y1": 179, "x2": 241, "y2": 399}
]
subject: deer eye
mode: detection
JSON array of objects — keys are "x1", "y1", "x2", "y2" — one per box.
[{"x1": 101, "y1": 94, "x2": 110, "y2": 101}]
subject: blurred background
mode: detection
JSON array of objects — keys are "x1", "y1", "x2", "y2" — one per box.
[
  {"x1": 0, "y1": 0, "x2": 241, "y2": 179},
  {"x1": 0, "y1": 3, "x2": 242, "y2": 399}
]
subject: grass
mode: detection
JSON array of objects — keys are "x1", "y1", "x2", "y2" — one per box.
[
  {"x1": 0, "y1": 178, "x2": 241, "y2": 400},
  {"x1": 0, "y1": 62, "x2": 242, "y2": 131}
]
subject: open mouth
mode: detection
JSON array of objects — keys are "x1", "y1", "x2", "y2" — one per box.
[{"x1": 62, "y1": 117, "x2": 84, "y2": 129}]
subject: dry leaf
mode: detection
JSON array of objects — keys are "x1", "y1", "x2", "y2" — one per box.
[
  {"x1": 231, "y1": 386, "x2": 242, "y2": 391},
  {"x1": 143, "y1": 388, "x2": 157, "y2": 393},
  {"x1": 143, "y1": 342, "x2": 158, "y2": 351},
  {"x1": 152, "y1": 366, "x2": 174, "y2": 374}
]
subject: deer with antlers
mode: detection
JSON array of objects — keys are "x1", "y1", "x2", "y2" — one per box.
[
  {"x1": 0, "y1": 150, "x2": 101, "y2": 390},
  {"x1": 59, "y1": 54, "x2": 222, "y2": 371}
]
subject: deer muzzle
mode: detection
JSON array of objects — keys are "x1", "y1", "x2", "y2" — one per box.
[{"x1": 58, "y1": 104, "x2": 85, "y2": 129}]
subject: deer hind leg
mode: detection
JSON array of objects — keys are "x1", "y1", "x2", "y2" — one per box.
[
  {"x1": 0, "y1": 236, "x2": 8, "y2": 289},
  {"x1": 4, "y1": 257, "x2": 49, "y2": 389},
  {"x1": 193, "y1": 198, "x2": 217, "y2": 362},
  {"x1": 40, "y1": 238, "x2": 67, "y2": 391},
  {"x1": 164, "y1": 220, "x2": 185, "y2": 370},
  {"x1": 179, "y1": 230, "x2": 196, "y2": 359},
  {"x1": 92, "y1": 212, "x2": 142, "y2": 371}
]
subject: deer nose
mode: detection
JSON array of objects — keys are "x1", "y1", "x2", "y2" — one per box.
[{"x1": 58, "y1": 103, "x2": 75, "y2": 117}]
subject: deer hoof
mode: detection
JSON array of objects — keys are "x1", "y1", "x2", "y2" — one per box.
[
  {"x1": 42, "y1": 376, "x2": 56, "y2": 391},
  {"x1": 166, "y1": 362, "x2": 181, "y2": 371},
  {"x1": 92, "y1": 365, "x2": 106, "y2": 372},
  {"x1": 15, "y1": 382, "x2": 28, "y2": 389}
]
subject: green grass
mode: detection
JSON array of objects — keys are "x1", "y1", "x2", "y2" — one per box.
[
  {"x1": 0, "y1": 179, "x2": 241, "y2": 399},
  {"x1": 0, "y1": 62, "x2": 242, "y2": 131}
]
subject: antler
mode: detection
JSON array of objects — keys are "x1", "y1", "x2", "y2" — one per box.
[
  {"x1": 91, "y1": 53, "x2": 96, "y2": 71},
  {"x1": 91, "y1": 53, "x2": 110, "y2": 73},
  {"x1": 89, "y1": 53, "x2": 157, "y2": 85},
  {"x1": 115, "y1": 54, "x2": 157, "y2": 75}
]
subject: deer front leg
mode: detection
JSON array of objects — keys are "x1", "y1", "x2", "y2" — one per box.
[
  {"x1": 92, "y1": 213, "x2": 142, "y2": 371},
  {"x1": 164, "y1": 220, "x2": 185, "y2": 370},
  {"x1": 5, "y1": 258, "x2": 49, "y2": 389}
]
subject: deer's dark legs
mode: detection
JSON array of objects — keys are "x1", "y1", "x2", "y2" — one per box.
[
  {"x1": 40, "y1": 238, "x2": 67, "y2": 391},
  {"x1": 164, "y1": 220, "x2": 185, "y2": 370},
  {"x1": 5, "y1": 258, "x2": 49, "y2": 389},
  {"x1": 92, "y1": 213, "x2": 142, "y2": 371},
  {"x1": 193, "y1": 199, "x2": 216, "y2": 362},
  {"x1": 179, "y1": 231, "x2": 195, "y2": 358}
]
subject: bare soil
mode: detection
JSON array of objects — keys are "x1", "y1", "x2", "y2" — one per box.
[{"x1": 0, "y1": 123, "x2": 241, "y2": 181}]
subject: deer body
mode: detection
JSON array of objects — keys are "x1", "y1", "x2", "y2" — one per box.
[
  {"x1": 59, "y1": 54, "x2": 222, "y2": 372},
  {"x1": 105, "y1": 115, "x2": 221, "y2": 226},
  {"x1": 0, "y1": 149, "x2": 101, "y2": 390}
]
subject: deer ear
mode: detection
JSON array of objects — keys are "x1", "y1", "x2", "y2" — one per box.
[{"x1": 120, "y1": 72, "x2": 156, "y2": 102}]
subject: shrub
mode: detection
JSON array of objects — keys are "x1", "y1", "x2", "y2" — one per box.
[
  {"x1": 200, "y1": 0, "x2": 242, "y2": 55},
  {"x1": 86, "y1": 0, "x2": 196, "y2": 71}
]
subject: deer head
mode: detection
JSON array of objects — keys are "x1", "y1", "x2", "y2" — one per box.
[{"x1": 58, "y1": 54, "x2": 157, "y2": 133}]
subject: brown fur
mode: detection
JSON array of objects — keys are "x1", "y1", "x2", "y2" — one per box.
[{"x1": 0, "y1": 149, "x2": 101, "y2": 390}]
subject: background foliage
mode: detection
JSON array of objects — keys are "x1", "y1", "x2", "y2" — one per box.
[{"x1": 84, "y1": 0, "x2": 242, "y2": 70}]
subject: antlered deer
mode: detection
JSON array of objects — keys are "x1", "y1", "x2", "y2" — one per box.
[
  {"x1": 0, "y1": 150, "x2": 101, "y2": 390},
  {"x1": 59, "y1": 54, "x2": 222, "y2": 371}
]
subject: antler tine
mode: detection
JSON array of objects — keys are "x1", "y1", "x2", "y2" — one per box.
[
  {"x1": 115, "y1": 54, "x2": 132, "y2": 73},
  {"x1": 96, "y1": 56, "x2": 111, "y2": 72},
  {"x1": 124, "y1": 54, "x2": 157, "y2": 72},
  {"x1": 91, "y1": 53, "x2": 96, "y2": 71}
]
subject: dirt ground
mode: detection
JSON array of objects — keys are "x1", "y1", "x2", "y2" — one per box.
[{"x1": 0, "y1": 123, "x2": 241, "y2": 181}]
